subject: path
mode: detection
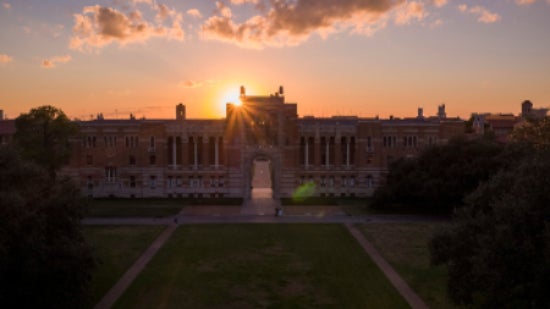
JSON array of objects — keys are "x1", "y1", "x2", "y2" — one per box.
[
  {"x1": 93, "y1": 223, "x2": 177, "y2": 309},
  {"x1": 87, "y1": 212, "x2": 447, "y2": 308},
  {"x1": 346, "y1": 223, "x2": 429, "y2": 309}
]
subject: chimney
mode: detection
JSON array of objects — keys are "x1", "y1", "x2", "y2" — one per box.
[
  {"x1": 0, "y1": 110, "x2": 3, "y2": 120},
  {"x1": 240, "y1": 85, "x2": 246, "y2": 97},
  {"x1": 279, "y1": 86, "x2": 284, "y2": 95},
  {"x1": 417, "y1": 107, "x2": 423, "y2": 119},
  {"x1": 176, "y1": 103, "x2": 186, "y2": 121},
  {"x1": 437, "y1": 104, "x2": 446, "y2": 119}
]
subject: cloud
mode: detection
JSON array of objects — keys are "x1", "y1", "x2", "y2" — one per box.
[
  {"x1": 0, "y1": 53, "x2": 13, "y2": 64},
  {"x1": 177, "y1": 79, "x2": 215, "y2": 88},
  {"x1": 432, "y1": 0, "x2": 447, "y2": 7},
  {"x1": 186, "y1": 9, "x2": 202, "y2": 18},
  {"x1": 515, "y1": 0, "x2": 536, "y2": 4},
  {"x1": 394, "y1": 1, "x2": 427, "y2": 25},
  {"x1": 230, "y1": 0, "x2": 259, "y2": 4},
  {"x1": 2, "y1": 2, "x2": 10, "y2": 9},
  {"x1": 41, "y1": 55, "x2": 71, "y2": 68},
  {"x1": 70, "y1": 4, "x2": 184, "y2": 52},
  {"x1": 458, "y1": 4, "x2": 501, "y2": 24},
  {"x1": 178, "y1": 80, "x2": 202, "y2": 88},
  {"x1": 201, "y1": 0, "x2": 422, "y2": 49}
]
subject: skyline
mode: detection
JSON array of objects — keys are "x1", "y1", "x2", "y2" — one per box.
[{"x1": 1, "y1": 0, "x2": 549, "y2": 120}]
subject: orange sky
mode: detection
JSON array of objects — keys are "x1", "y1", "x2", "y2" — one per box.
[{"x1": 1, "y1": 0, "x2": 549, "y2": 120}]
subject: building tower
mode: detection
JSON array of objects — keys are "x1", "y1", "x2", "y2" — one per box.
[{"x1": 176, "y1": 103, "x2": 186, "y2": 121}]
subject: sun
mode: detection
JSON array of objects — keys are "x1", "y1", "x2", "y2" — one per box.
[{"x1": 220, "y1": 87, "x2": 242, "y2": 107}]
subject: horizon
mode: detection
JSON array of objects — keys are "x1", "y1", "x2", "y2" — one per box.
[{"x1": 1, "y1": 0, "x2": 549, "y2": 120}]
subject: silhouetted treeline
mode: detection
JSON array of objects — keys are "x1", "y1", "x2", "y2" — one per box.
[{"x1": 371, "y1": 135, "x2": 529, "y2": 213}]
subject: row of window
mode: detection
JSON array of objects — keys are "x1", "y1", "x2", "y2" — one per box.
[
  {"x1": 383, "y1": 135, "x2": 438, "y2": 148},
  {"x1": 297, "y1": 175, "x2": 374, "y2": 188},
  {"x1": 93, "y1": 170, "x2": 226, "y2": 188}
]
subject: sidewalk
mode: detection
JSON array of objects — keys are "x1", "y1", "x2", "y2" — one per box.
[{"x1": 346, "y1": 223, "x2": 429, "y2": 309}]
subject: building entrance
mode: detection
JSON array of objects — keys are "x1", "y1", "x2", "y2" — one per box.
[{"x1": 251, "y1": 158, "x2": 273, "y2": 199}]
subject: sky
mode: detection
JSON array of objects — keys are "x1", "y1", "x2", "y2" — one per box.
[{"x1": 0, "y1": 0, "x2": 549, "y2": 120}]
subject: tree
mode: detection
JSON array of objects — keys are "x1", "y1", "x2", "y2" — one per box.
[
  {"x1": 0, "y1": 146, "x2": 95, "y2": 308},
  {"x1": 14, "y1": 105, "x2": 78, "y2": 179},
  {"x1": 371, "y1": 136, "x2": 526, "y2": 213},
  {"x1": 510, "y1": 116, "x2": 550, "y2": 151},
  {"x1": 430, "y1": 152, "x2": 550, "y2": 307}
]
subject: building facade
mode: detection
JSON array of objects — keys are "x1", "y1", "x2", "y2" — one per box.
[{"x1": 56, "y1": 86, "x2": 464, "y2": 198}]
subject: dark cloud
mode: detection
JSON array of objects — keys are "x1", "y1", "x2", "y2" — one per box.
[{"x1": 201, "y1": 0, "x2": 434, "y2": 48}]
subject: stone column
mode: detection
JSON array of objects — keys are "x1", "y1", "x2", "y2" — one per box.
[
  {"x1": 325, "y1": 138, "x2": 330, "y2": 169},
  {"x1": 172, "y1": 136, "x2": 176, "y2": 168},
  {"x1": 193, "y1": 137, "x2": 198, "y2": 170},
  {"x1": 346, "y1": 138, "x2": 350, "y2": 167},
  {"x1": 214, "y1": 137, "x2": 219, "y2": 169},
  {"x1": 305, "y1": 137, "x2": 309, "y2": 169},
  {"x1": 202, "y1": 135, "x2": 209, "y2": 168}
]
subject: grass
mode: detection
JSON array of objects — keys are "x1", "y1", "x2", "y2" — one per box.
[
  {"x1": 359, "y1": 222, "x2": 458, "y2": 309},
  {"x1": 86, "y1": 198, "x2": 244, "y2": 218},
  {"x1": 83, "y1": 225, "x2": 165, "y2": 307},
  {"x1": 115, "y1": 224, "x2": 409, "y2": 309}
]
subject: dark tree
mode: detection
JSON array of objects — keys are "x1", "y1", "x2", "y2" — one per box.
[
  {"x1": 0, "y1": 146, "x2": 95, "y2": 308},
  {"x1": 14, "y1": 105, "x2": 78, "y2": 179},
  {"x1": 371, "y1": 136, "x2": 525, "y2": 213},
  {"x1": 511, "y1": 116, "x2": 550, "y2": 151},
  {"x1": 430, "y1": 152, "x2": 550, "y2": 307}
]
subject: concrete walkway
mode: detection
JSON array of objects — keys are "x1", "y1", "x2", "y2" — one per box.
[
  {"x1": 93, "y1": 224, "x2": 177, "y2": 309},
  {"x1": 346, "y1": 223, "x2": 429, "y2": 309}
]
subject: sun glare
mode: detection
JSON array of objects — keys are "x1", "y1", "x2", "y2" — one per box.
[{"x1": 220, "y1": 88, "x2": 242, "y2": 107}]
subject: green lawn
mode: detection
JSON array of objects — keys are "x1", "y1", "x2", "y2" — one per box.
[
  {"x1": 359, "y1": 222, "x2": 458, "y2": 309},
  {"x1": 115, "y1": 224, "x2": 410, "y2": 309},
  {"x1": 83, "y1": 225, "x2": 165, "y2": 307}
]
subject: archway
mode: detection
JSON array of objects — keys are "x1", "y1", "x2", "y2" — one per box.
[
  {"x1": 241, "y1": 150, "x2": 282, "y2": 215},
  {"x1": 251, "y1": 157, "x2": 273, "y2": 199},
  {"x1": 242, "y1": 150, "x2": 281, "y2": 200}
]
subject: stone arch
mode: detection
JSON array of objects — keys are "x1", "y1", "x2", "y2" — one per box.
[{"x1": 242, "y1": 149, "x2": 282, "y2": 199}]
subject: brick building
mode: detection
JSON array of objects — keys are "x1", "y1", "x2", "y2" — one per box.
[{"x1": 2, "y1": 87, "x2": 465, "y2": 198}]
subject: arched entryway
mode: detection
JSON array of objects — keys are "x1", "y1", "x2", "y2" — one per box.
[
  {"x1": 242, "y1": 149, "x2": 281, "y2": 199},
  {"x1": 241, "y1": 150, "x2": 282, "y2": 215},
  {"x1": 251, "y1": 157, "x2": 273, "y2": 199}
]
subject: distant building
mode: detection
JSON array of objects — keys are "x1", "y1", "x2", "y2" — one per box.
[
  {"x1": 472, "y1": 100, "x2": 548, "y2": 142},
  {"x1": 1, "y1": 87, "x2": 465, "y2": 198}
]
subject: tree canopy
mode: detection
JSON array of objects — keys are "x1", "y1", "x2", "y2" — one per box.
[
  {"x1": 371, "y1": 136, "x2": 526, "y2": 213},
  {"x1": 14, "y1": 105, "x2": 78, "y2": 179},
  {"x1": 430, "y1": 152, "x2": 550, "y2": 307},
  {"x1": 0, "y1": 146, "x2": 94, "y2": 308}
]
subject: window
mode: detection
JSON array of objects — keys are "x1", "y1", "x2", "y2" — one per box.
[
  {"x1": 130, "y1": 176, "x2": 136, "y2": 188},
  {"x1": 219, "y1": 176, "x2": 224, "y2": 187},
  {"x1": 350, "y1": 176, "x2": 356, "y2": 187},
  {"x1": 104, "y1": 136, "x2": 117, "y2": 147},
  {"x1": 176, "y1": 176, "x2": 182, "y2": 187},
  {"x1": 149, "y1": 155, "x2": 156, "y2": 165},
  {"x1": 87, "y1": 176, "x2": 93, "y2": 189},
  {"x1": 129, "y1": 155, "x2": 136, "y2": 165},
  {"x1": 126, "y1": 136, "x2": 138, "y2": 148},
  {"x1": 329, "y1": 176, "x2": 335, "y2": 187},
  {"x1": 150, "y1": 136, "x2": 155, "y2": 149},
  {"x1": 167, "y1": 176, "x2": 173, "y2": 188},
  {"x1": 85, "y1": 136, "x2": 97, "y2": 148},
  {"x1": 366, "y1": 175, "x2": 373, "y2": 188},
  {"x1": 86, "y1": 155, "x2": 93, "y2": 165},
  {"x1": 105, "y1": 167, "x2": 117, "y2": 182},
  {"x1": 150, "y1": 175, "x2": 156, "y2": 189}
]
